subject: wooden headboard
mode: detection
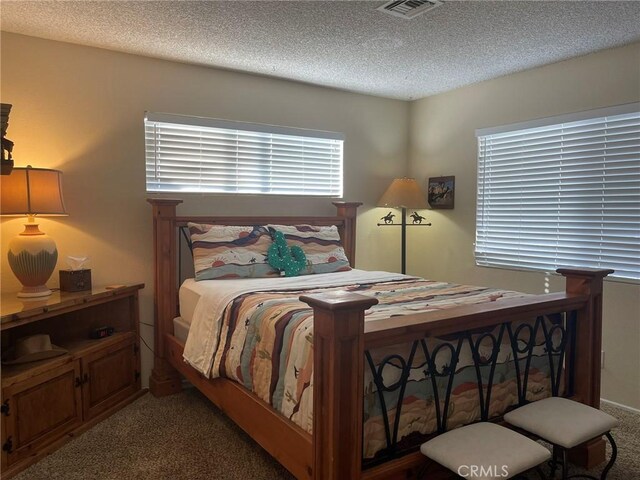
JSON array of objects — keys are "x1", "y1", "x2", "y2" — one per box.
[{"x1": 146, "y1": 198, "x2": 361, "y2": 394}]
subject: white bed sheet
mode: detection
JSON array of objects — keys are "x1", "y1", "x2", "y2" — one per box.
[{"x1": 182, "y1": 269, "x2": 409, "y2": 377}]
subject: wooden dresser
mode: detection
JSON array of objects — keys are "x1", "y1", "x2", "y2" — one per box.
[{"x1": 0, "y1": 284, "x2": 145, "y2": 478}]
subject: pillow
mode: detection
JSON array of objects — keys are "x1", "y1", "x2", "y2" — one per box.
[
  {"x1": 267, "y1": 224, "x2": 351, "y2": 275},
  {"x1": 188, "y1": 223, "x2": 278, "y2": 280}
]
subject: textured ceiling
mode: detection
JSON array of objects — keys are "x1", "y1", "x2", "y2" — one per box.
[{"x1": 2, "y1": 1, "x2": 640, "y2": 100}]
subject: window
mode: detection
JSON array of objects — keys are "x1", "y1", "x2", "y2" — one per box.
[
  {"x1": 145, "y1": 112, "x2": 343, "y2": 196},
  {"x1": 476, "y1": 103, "x2": 640, "y2": 281}
]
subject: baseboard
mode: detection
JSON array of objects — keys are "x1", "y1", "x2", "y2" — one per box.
[{"x1": 601, "y1": 397, "x2": 640, "y2": 414}]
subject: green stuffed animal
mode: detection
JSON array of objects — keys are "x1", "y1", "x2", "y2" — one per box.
[{"x1": 267, "y1": 229, "x2": 307, "y2": 277}]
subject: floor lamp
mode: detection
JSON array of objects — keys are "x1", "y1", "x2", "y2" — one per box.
[{"x1": 377, "y1": 177, "x2": 430, "y2": 274}]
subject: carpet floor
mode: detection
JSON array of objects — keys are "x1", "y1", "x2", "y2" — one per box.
[{"x1": 14, "y1": 388, "x2": 640, "y2": 480}]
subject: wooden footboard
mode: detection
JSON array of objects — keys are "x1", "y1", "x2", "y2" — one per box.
[
  {"x1": 147, "y1": 198, "x2": 612, "y2": 479},
  {"x1": 302, "y1": 267, "x2": 612, "y2": 478}
]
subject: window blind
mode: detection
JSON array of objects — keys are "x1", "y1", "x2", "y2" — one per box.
[
  {"x1": 145, "y1": 112, "x2": 344, "y2": 196},
  {"x1": 476, "y1": 104, "x2": 640, "y2": 281}
]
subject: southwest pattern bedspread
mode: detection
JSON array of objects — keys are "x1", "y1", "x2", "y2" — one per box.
[{"x1": 193, "y1": 276, "x2": 554, "y2": 459}]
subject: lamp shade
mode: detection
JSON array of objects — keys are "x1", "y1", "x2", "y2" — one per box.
[
  {"x1": 377, "y1": 177, "x2": 428, "y2": 209},
  {"x1": 1, "y1": 166, "x2": 67, "y2": 216}
]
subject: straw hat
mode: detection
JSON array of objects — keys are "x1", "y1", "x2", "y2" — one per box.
[{"x1": 2, "y1": 334, "x2": 67, "y2": 365}]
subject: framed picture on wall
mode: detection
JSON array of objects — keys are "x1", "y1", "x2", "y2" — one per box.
[{"x1": 427, "y1": 176, "x2": 455, "y2": 209}]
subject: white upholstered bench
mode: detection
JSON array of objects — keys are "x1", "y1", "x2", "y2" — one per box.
[
  {"x1": 504, "y1": 397, "x2": 618, "y2": 480},
  {"x1": 421, "y1": 421, "x2": 551, "y2": 480}
]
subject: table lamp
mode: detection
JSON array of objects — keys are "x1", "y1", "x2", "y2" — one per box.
[
  {"x1": 1, "y1": 165, "x2": 67, "y2": 297},
  {"x1": 377, "y1": 177, "x2": 430, "y2": 274}
]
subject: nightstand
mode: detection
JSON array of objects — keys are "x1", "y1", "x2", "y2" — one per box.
[{"x1": 0, "y1": 284, "x2": 145, "y2": 478}]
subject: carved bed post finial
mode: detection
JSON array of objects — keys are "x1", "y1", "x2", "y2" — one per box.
[
  {"x1": 332, "y1": 202, "x2": 361, "y2": 267},
  {"x1": 147, "y1": 198, "x2": 184, "y2": 396}
]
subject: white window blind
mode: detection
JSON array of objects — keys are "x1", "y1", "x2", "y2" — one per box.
[
  {"x1": 145, "y1": 112, "x2": 344, "y2": 196},
  {"x1": 476, "y1": 103, "x2": 640, "y2": 281}
]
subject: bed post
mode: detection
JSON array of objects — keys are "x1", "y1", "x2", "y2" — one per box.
[
  {"x1": 333, "y1": 201, "x2": 361, "y2": 267},
  {"x1": 148, "y1": 198, "x2": 184, "y2": 397},
  {"x1": 557, "y1": 267, "x2": 613, "y2": 469},
  {"x1": 300, "y1": 291, "x2": 378, "y2": 480}
]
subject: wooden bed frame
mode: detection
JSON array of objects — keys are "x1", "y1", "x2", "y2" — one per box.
[{"x1": 148, "y1": 198, "x2": 612, "y2": 479}]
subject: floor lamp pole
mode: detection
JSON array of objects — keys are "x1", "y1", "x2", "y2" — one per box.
[{"x1": 401, "y1": 207, "x2": 407, "y2": 274}]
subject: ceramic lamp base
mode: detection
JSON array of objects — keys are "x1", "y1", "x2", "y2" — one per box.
[
  {"x1": 17, "y1": 285, "x2": 54, "y2": 298},
  {"x1": 8, "y1": 221, "x2": 58, "y2": 298}
]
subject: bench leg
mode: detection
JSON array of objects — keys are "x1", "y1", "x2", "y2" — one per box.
[{"x1": 600, "y1": 433, "x2": 617, "y2": 480}]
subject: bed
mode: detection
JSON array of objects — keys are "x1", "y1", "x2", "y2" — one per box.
[{"x1": 148, "y1": 199, "x2": 611, "y2": 479}]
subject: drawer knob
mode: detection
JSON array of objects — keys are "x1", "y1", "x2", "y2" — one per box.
[
  {"x1": 2, "y1": 436, "x2": 13, "y2": 454},
  {"x1": 0, "y1": 400, "x2": 9, "y2": 417}
]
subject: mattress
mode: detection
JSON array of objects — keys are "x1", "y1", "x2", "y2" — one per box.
[
  {"x1": 179, "y1": 278, "x2": 205, "y2": 326},
  {"x1": 174, "y1": 278, "x2": 216, "y2": 343},
  {"x1": 173, "y1": 316, "x2": 190, "y2": 343}
]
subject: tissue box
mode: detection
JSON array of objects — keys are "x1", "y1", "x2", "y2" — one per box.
[{"x1": 59, "y1": 269, "x2": 92, "y2": 292}]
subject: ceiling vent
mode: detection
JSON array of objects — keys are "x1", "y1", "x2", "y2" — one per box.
[{"x1": 377, "y1": 0, "x2": 443, "y2": 19}]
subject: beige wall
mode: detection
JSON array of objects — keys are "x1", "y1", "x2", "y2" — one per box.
[
  {"x1": 0, "y1": 33, "x2": 409, "y2": 386},
  {"x1": 409, "y1": 42, "x2": 640, "y2": 409}
]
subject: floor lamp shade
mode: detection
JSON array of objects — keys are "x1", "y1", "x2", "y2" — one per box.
[
  {"x1": 1, "y1": 166, "x2": 67, "y2": 297},
  {"x1": 377, "y1": 177, "x2": 428, "y2": 209}
]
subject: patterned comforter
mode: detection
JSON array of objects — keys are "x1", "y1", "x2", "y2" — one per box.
[{"x1": 182, "y1": 270, "x2": 553, "y2": 459}]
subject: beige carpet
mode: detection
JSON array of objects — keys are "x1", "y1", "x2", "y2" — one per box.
[
  {"x1": 14, "y1": 388, "x2": 640, "y2": 480},
  {"x1": 14, "y1": 388, "x2": 293, "y2": 480}
]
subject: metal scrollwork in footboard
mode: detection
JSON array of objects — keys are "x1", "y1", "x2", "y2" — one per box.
[{"x1": 362, "y1": 311, "x2": 577, "y2": 467}]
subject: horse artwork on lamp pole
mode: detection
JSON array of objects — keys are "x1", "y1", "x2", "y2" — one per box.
[
  {"x1": 410, "y1": 212, "x2": 426, "y2": 224},
  {"x1": 380, "y1": 212, "x2": 395, "y2": 224}
]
